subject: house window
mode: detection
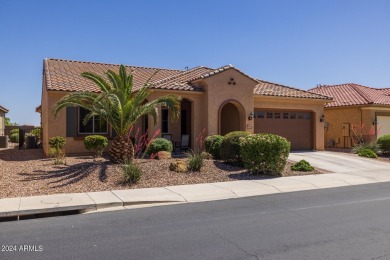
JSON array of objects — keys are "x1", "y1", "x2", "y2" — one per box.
[
  {"x1": 266, "y1": 112, "x2": 273, "y2": 119},
  {"x1": 78, "y1": 108, "x2": 108, "y2": 134},
  {"x1": 298, "y1": 113, "x2": 304, "y2": 119},
  {"x1": 161, "y1": 109, "x2": 169, "y2": 133},
  {"x1": 283, "y1": 113, "x2": 289, "y2": 119},
  {"x1": 274, "y1": 112, "x2": 281, "y2": 119}
]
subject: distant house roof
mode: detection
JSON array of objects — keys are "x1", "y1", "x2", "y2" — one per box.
[
  {"x1": 309, "y1": 83, "x2": 390, "y2": 108},
  {"x1": 0, "y1": 105, "x2": 8, "y2": 113},
  {"x1": 43, "y1": 58, "x2": 331, "y2": 100}
]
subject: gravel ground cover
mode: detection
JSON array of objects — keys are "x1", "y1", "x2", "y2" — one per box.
[{"x1": 0, "y1": 145, "x2": 324, "y2": 199}]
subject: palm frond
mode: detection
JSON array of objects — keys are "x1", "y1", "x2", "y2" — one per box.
[{"x1": 80, "y1": 72, "x2": 111, "y2": 93}]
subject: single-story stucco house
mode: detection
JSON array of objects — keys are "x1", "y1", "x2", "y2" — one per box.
[
  {"x1": 39, "y1": 58, "x2": 332, "y2": 155},
  {"x1": 0, "y1": 105, "x2": 9, "y2": 136},
  {"x1": 309, "y1": 83, "x2": 390, "y2": 148}
]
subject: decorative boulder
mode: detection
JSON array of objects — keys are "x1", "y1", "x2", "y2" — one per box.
[
  {"x1": 157, "y1": 151, "x2": 172, "y2": 160},
  {"x1": 169, "y1": 159, "x2": 188, "y2": 173}
]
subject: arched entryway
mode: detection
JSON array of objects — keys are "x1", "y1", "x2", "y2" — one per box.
[{"x1": 220, "y1": 102, "x2": 242, "y2": 136}]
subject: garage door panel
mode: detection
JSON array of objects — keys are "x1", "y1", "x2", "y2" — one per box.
[{"x1": 254, "y1": 109, "x2": 313, "y2": 150}]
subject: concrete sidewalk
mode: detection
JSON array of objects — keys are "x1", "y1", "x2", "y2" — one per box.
[{"x1": 2, "y1": 168, "x2": 390, "y2": 220}]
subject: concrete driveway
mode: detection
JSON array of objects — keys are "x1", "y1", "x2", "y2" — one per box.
[{"x1": 289, "y1": 151, "x2": 390, "y2": 173}]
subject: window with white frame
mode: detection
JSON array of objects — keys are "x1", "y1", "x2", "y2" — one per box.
[{"x1": 78, "y1": 108, "x2": 108, "y2": 134}]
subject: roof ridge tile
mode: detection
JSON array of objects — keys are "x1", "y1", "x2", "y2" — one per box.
[{"x1": 45, "y1": 58, "x2": 184, "y2": 72}]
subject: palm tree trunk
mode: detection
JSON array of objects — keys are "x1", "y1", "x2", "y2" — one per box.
[{"x1": 109, "y1": 134, "x2": 134, "y2": 163}]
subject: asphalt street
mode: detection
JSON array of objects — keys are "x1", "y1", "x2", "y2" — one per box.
[{"x1": 2, "y1": 182, "x2": 390, "y2": 260}]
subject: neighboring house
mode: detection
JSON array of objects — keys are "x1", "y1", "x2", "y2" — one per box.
[
  {"x1": 39, "y1": 58, "x2": 331, "y2": 155},
  {"x1": 309, "y1": 83, "x2": 390, "y2": 148},
  {"x1": 0, "y1": 105, "x2": 9, "y2": 136}
]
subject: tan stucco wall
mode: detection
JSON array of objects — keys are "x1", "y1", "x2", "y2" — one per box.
[
  {"x1": 198, "y1": 69, "x2": 257, "y2": 136},
  {"x1": 147, "y1": 90, "x2": 205, "y2": 148},
  {"x1": 323, "y1": 106, "x2": 381, "y2": 148},
  {"x1": 254, "y1": 96, "x2": 326, "y2": 150},
  {"x1": 42, "y1": 90, "x2": 115, "y2": 155}
]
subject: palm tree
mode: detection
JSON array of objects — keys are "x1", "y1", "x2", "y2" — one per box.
[{"x1": 54, "y1": 65, "x2": 181, "y2": 163}]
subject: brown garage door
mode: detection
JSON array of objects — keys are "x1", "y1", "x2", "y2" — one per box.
[{"x1": 254, "y1": 109, "x2": 313, "y2": 150}]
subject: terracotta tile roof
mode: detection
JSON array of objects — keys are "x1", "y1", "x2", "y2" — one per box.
[
  {"x1": 188, "y1": 64, "x2": 259, "y2": 84},
  {"x1": 254, "y1": 80, "x2": 332, "y2": 100},
  {"x1": 380, "y1": 88, "x2": 390, "y2": 96},
  {"x1": 309, "y1": 83, "x2": 390, "y2": 107},
  {"x1": 151, "y1": 66, "x2": 214, "y2": 91},
  {"x1": 0, "y1": 105, "x2": 8, "y2": 113},
  {"x1": 43, "y1": 59, "x2": 331, "y2": 101},
  {"x1": 45, "y1": 58, "x2": 185, "y2": 93}
]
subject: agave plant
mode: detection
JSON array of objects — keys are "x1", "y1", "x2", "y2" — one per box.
[{"x1": 54, "y1": 65, "x2": 181, "y2": 163}]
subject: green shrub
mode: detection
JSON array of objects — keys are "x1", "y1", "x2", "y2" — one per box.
[
  {"x1": 377, "y1": 135, "x2": 390, "y2": 154},
  {"x1": 146, "y1": 138, "x2": 173, "y2": 155},
  {"x1": 9, "y1": 133, "x2": 19, "y2": 143},
  {"x1": 291, "y1": 160, "x2": 314, "y2": 172},
  {"x1": 357, "y1": 148, "x2": 378, "y2": 158},
  {"x1": 122, "y1": 160, "x2": 142, "y2": 183},
  {"x1": 204, "y1": 135, "x2": 223, "y2": 159},
  {"x1": 49, "y1": 136, "x2": 66, "y2": 151},
  {"x1": 352, "y1": 143, "x2": 381, "y2": 155},
  {"x1": 49, "y1": 136, "x2": 66, "y2": 164},
  {"x1": 220, "y1": 131, "x2": 250, "y2": 163},
  {"x1": 9, "y1": 129, "x2": 19, "y2": 135},
  {"x1": 30, "y1": 128, "x2": 41, "y2": 141},
  {"x1": 187, "y1": 150, "x2": 204, "y2": 171},
  {"x1": 84, "y1": 135, "x2": 108, "y2": 157},
  {"x1": 239, "y1": 134, "x2": 290, "y2": 176}
]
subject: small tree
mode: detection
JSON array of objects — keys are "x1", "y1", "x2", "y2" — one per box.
[
  {"x1": 30, "y1": 128, "x2": 41, "y2": 142},
  {"x1": 49, "y1": 136, "x2": 66, "y2": 164},
  {"x1": 84, "y1": 135, "x2": 108, "y2": 158},
  {"x1": 350, "y1": 123, "x2": 377, "y2": 146},
  {"x1": 54, "y1": 65, "x2": 181, "y2": 163},
  {"x1": 5, "y1": 117, "x2": 17, "y2": 126}
]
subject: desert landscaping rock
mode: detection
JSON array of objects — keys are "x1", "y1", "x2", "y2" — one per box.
[{"x1": 0, "y1": 146, "x2": 324, "y2": 199}]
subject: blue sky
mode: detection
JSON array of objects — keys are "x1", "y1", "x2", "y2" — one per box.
[{"x1": 1, "y1": 0, "x2": 389, "y2": 126}]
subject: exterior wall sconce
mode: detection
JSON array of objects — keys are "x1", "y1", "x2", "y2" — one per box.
[
  {"x1": 248, "y1": 111, "x2": 254, "y2": 121},
  {"x1": 372, "y1": 119, "x2": 378, "y2": 125},
  {"x1": 320, "y1": 114, "x2": 325, "y2": 122}
]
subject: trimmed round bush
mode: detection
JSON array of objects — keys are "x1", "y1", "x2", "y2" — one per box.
[
  {"x1": 220, "y1": 131, "x2": 250, "y2": 163},
  {"x1": 357, "y1": 148, "x2": 377, "y2": 158},
  {"x1": 239, "y1": 133, "x2": 291, "y2": 176},
  {"x1": 10, "y1": 133, "x2": 19, "y2": 143},
  {"x1": 291, "y1": 160, "x2": 314, "y2": 172},
  {"x1": 146, "y1": 138, "x2": 173, "y2": 155},
  {"x1": 204, "y1": 135, "x2": 223, "y2": 159},
  {"x1": 84, "y1": 135, "x2": 108, "y2": 157},
  {"x1": 377, "y1": 135, "x2": 390, "y2": 154}
]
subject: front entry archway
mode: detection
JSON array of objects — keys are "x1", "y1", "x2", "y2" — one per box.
[{"x1": 220, "y1": 102, "x2": 241, "y2": 136}]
